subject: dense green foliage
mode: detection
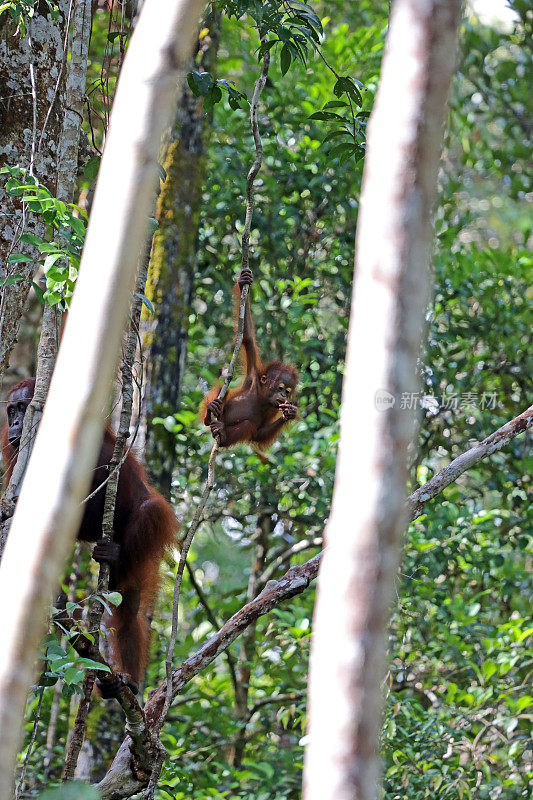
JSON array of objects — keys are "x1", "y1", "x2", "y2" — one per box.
[{"x1": 10, "y1": 2, "x2": 531, "y2": 799}]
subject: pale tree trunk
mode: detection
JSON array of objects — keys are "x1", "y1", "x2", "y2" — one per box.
[
  {"x1": 0, "y1": 1, "x2": 70, "y2": 388},
  {"x1": 56, "y1": 0, "x2": 92, "y2": 205},
  {"x1": 0, "y1": 0, "x2": 203, "y2": 791},
  {"x1": 303, "y1": 3, "x2": 462, "y2": 800},
  {"x1": 142, "y1": 10, "x2": 221, "y2": 492}
]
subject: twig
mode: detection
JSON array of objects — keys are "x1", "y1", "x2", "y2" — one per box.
[
  {"x1": 259, "y1": 536, "x2": 323, "y2": 585},
  {"x1": 150, "y1": 440, "x2": 218, "y2": 744},
  {"x1": 248, "y1": 691, "x2": 305, "y2": 719}
]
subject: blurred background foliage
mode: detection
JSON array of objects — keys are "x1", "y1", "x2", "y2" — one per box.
[{"x1": 11, "y1": 1, "x2": 531, "y2": 798}]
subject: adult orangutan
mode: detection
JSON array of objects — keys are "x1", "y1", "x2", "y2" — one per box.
[
  {"x1": 2, "y1": 378, "x2": 177, "y2": 692},
  {"x1": 203, "y1": 268, "x2": 298, "y2": 450}
]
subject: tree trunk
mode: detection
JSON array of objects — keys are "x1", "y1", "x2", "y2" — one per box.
[
  {"x1": 0, "y1": 0, "x2": 204, "y2": 789},
  {"x1": 143, "y1": 12, "x2": 220, "y2": 493},
  {"x1": 0, "y1": 0, "x2": 92, "y2": 540},
  {"x1": 0, "y1": 1, "x2": 70, "y2": 388},
  {"x1": 302, "y1": 3, "x2": 462, "y2": 800}
]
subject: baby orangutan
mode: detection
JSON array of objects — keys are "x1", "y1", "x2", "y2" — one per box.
[{"x1": 203, "y1": 268, "x2": 298, "y2": 451}]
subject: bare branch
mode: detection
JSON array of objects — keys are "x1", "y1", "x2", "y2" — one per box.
[
  {"x1": 260, "y1": 537, "x2": 323, "y2": 585},
  {"x1": 407, "y1": 404, "x2": 533, "y2": 521},
  {"x1": 248, "y1": 691, "x2": 305, "y2": 720}
]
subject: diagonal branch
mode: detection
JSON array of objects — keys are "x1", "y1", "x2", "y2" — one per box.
[{"x1": 407, "y1": 404, "x2": 532, "y2": 521}]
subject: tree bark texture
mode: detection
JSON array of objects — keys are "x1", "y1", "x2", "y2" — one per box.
[
  {"x1": 303, "y1": 3, "x2": 462, "y2": 800},
  {"x1": 56, "y1": 0, "x2": 92, "y2": 204},
  {"x1": 143, "y1": 13, "x2": 220, "y2": 494},
  {"x1": 0, "y1": 1, "x2": 70, "y2": 388}
]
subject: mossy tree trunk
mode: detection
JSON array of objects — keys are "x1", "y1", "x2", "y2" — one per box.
[
  {"x1": 143, "y1": 14, "x2": 220, "y2": 495},
  {"x1": 0, "y1": 2, "x2": 71, "y2": 388}
]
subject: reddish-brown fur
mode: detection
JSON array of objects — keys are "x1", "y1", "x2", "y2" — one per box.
[
  {"x1": 2, "y1": 378, "x2": 177, "y2": 685},
  {"x1": 202, "y1": 270, "x2": 298, "y2": 451}
]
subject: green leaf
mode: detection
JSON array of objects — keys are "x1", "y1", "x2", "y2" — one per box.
[
  {"x1": 102, "y1": 591, "x2": 122, "y2": 607},
  {"x1": 1, "y1": 274, "x2": 24, "y2": 286},
  {"x1": 37, "y1": 674, "x2": 58, "y2": 688},
  {"x1": 64, "y1": 667, "x2": 85, "y2": 684},
  {"x1": 309, "y1": 111, "x2": 345, "y2": 122},
  {"x1": 6, "y1": 253, "x2": 30, "y2": 263},
  {"x1": 280, "y1": 44, "x2": 292, "y2": 76},
  {"x1": 204, "y1": 84, "x2": 222, "y2": 111},
  {"x1": 76, "y1": 658, "x2": 111, "y2": 673},
  {"x1": 19, "y1": 233, "x2": 43, "y2": 246},
  {"x1": 187, "y1": 70, "x2": 214, "y2": 97},
  {"x1": 43, "y1": 290, "x2": 64, "y2": 306},
  {"x1": 44, "y1": 253, "x2": 64, "y2": 271},
  {"x1": 136, "y1": 293, "x2": 155, "y2": 314},
  {"x1": 84, "y1": 155, "x2": 100, "y2": 182},
  {"x1": 515, "y1": 695, "x2": 532, "y2": 713},
  {"x1": 322, "y1": 100, "x2": 348, "y2": 110},
  {"x1": 32, "y1": 281, "x2": 45, "y2": 306}
]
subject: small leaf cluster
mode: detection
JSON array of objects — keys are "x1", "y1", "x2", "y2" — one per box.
[
  {"x1": 256, "y1": 1, "x2": 324, "y2": 75},
  {"x1": 1, "y1": 165, "x2": 87, "y2": 307},
  {"x1": 38, "y1": 590, "x2": 121, "y2": 696},
  {"x1": 187, "y1": 70, "x2": 248, "y2": 112},
  {"x1": 38, "y1": 631, "x2": 110, "y2": 699},
  {"x1": 310, "y1": 77, "x2": 368, "y2": 164},
  {"x1": 0, "y1": 0, "x2": 58, "y2": 36},
  {"x1": 222, "y1": 0, "x2": 323, "y2": 74}
]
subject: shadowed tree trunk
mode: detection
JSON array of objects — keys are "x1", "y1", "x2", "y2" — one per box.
[
  {"x1": 0, "y1": 1, "x2": 71, "y2": 388},
  {"x1": 143, "y1": 11, "x2": 221, "y2": 494}
]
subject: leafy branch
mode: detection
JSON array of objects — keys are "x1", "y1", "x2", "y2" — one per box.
[{"x1": 1, "y1": 165, "x2": 87, "y2": 307}]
